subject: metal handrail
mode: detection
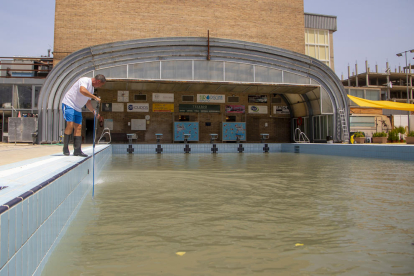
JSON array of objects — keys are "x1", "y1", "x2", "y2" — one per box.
[
  {"x1": 294, "y1": 128, "x2": 310, "y2": 143},
  {"x1": 98, "y1": 128, "x2": 111, "y2": 144}
]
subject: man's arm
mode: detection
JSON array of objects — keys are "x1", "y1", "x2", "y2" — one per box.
[
  {"x1": 85, "y1": 100, "x2": 100, "y2": 119},
  {"x1": 80, "y1": 86, "x2": 101, "y2": 102}
]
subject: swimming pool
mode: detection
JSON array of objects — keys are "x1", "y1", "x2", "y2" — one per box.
[{"x1": 42, "y1": 153, "x2": 414, "y2": 275}]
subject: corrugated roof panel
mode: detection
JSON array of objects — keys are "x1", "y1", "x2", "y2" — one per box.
[{"x1": 304, "y1": 13, "x2": 337, "y2": 32}]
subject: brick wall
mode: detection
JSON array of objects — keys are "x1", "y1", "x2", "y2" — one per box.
[
  {"x1": 54, "y1": 0, "x2": 305, "y2": 63},
  {"x1": 83, "y1": 89, "x2": 291, "y2": 143}
]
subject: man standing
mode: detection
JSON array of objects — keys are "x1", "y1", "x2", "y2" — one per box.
[{"x1": 61, "y1": 74, "x2": 106, "y2": 157}]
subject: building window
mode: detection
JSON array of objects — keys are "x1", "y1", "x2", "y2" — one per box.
[
  {"x1": 312, "y1": 115, "x2": 334, "y2": 140},
  {"x1": 350, "y1": 116, "x2": 375, "y2": 127},
  {"x1": 0, "y1": 85, "x2": 13, "y2": 108},
  {"x1": 366, "y1": 90, "x2": 380, "y2": 101},
  {"x1": 34, "y1": 86, "x2": 41, "y2": 108},
  {"x1": 349, "y1": 89, "x2": 381, "y2": 106},
  {"x1": 305, "y1": 29, "x2": 330, "y2": 67},
  {"x1": 350, "y1": 89, "x2": 364, "y2": 98},
  {"x1": 16, "y1": 85, "x2": 32, "y2": 109}
]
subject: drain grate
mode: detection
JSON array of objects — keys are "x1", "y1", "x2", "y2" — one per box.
[
  {"x1": 294, "y1": 146, "x2": 300, "y2": 153},
  {"x1": 155, "y1": 144, "x2": 163, "y2": 154},
  {"x1": 184, "y1": 144, "x2": 191, "y2": 154},
  {"x1": 127, "y1": 145, "x2": 134, "y2": 154}
]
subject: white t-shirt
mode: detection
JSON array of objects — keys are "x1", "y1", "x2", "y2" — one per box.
[{"x1": 62, "y1": 77, "x2": 94, "y2": 112}]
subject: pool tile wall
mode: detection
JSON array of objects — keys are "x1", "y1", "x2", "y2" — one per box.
[
  {"x1": 113, "y1": 143, "x2": 282, "y2": 154},
  {"x1": 0, "y1": 145, "x2": 111, "y2": 276},
  {"x1": 114, "y1": 143, "x2": 414, "y2": 161},
  {"x1": 281, "y1": 143, "x2": 414, "y2": 161}
]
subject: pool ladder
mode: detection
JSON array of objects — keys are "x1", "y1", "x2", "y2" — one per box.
[
  {"x1": 339, "y1": 109, "x2": 349, "y2": 143},
  {"x1": 294, "y1": 128, "x2": 310, "y2": 143},
  {"x1": 98, "y1": 128, "x2": 111, "y2": 144}
]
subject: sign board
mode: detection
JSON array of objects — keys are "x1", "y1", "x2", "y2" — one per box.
[
  {"x1": 225, "y1": 105, "x2": 245, "y2": 113},
  {"x1": 101, "y1": 103, "x2": 124, "y2": 112},
  {"x1": 222, "y1": 122, "x2": 246, "y2": 141},
  {"x1": 273, "y1": 105, "x2": 290, "y2": 114},
  {"x1": 174, "y1": 122, "x2": 199, "y2": 141},
  {"x1": 153, "y1": 103, "x2": 174, "y2": 112},
  {"x1": 127, "y1": 103, "x2": 149, "y2": 112},
  {"x1": 131, "y1": 119, "x2": 146, "y2": 130},
  {"x1": 118, "y1": 91, "x2": 129, "y2": 102},
  {"x1": 102, "y1": 103, "x2": 112, "y2": 112},
  {"x1": 248, "y1": 95, "x2": 268, "y2": 103},
  {"x1": 248, "y1": 105, "x2": 268, "y2": 114},
  {"x1": 112, "y1": 103, "x2": 124, "y2": 112},
  {"x1": 152, "y1": 93, "x2": 174, "y2": 102},
  {"x1": 197, "y1": 94, "x2": 225, "y2": 103},
  {"x1": 104, "y1": 119, "x2": 113, "y2": 130},
  {"x1": 179, "y1": 104, "x2": 220, "y2": 113}
]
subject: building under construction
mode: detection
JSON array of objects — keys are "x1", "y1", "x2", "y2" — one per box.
[{"x1": 342, "y1": 61, "x2": 414, "y2": 137}]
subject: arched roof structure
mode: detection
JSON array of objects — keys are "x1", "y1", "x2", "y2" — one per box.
[{"x1": 38, "y1": 37, "x2": 349, "y2": 143}]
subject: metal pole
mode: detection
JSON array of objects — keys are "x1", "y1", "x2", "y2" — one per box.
[
  {"x1": 406, "y1": 52, "x2": 410, "y2": 132},
  {"x1": 386, "y1": 62, "x2": 390, "y2": 100}
]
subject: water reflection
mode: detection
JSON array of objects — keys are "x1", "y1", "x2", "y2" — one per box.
[{"x1": 43, "y1": 153, "x2": 414, "y2": 276}]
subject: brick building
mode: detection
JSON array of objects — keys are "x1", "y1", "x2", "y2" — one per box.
[
  {"x1": 53, "y1": 0, "x2": 306, "y2": 63},
  {"x1": 36, "y1": 0, "x2": 348, "y2": 144}
]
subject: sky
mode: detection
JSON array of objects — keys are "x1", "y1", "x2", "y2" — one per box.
[
  {"x1": 304, "y1": 0, "x2": 414, "y2": 77},
  {"x1": 0, "y1": 0, "x2": 413, "y2": 79}
]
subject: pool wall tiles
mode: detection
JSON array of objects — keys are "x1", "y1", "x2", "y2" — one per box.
[
  {"x1": 281, "y1": 144, "x2": 414, "y2": 161},
  {"x1": 113, "y1": 143, "x2": 282, "y2": 154},
  {"x1": 113, "y1": 143, "x2": 414, "y2": 160},
  {"x1": 0, "y1": 145, "x2": 112, "y2": 276}
]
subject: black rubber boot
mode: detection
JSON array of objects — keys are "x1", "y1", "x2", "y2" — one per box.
[
  {"x1": 73, "y1": 136, "x2": 88, "y2": 157},
  {"x1": 63, "y1": 134, "x2": 70, "y2": 156}
]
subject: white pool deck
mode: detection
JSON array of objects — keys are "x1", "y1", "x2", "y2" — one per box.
[{"x1": 0, "y1": 143, "x2": 108, "y2": 206}]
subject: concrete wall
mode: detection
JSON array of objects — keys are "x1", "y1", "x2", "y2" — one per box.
[{"x1": 53, "y1": 0, "x2": 305, "y2": 63}]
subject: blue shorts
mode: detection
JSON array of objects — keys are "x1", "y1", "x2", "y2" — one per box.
[{"x1": 62, "y1": 103, "x2": 82, "y2": 125}]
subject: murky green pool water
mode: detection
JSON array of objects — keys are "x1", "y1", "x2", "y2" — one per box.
[{"x1": 43, "y1": 153, "x2": 414, "y2": 275}]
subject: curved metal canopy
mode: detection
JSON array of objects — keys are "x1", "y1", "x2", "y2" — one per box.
[{"x1": 38, "y1": 37, "x2": 349, "y2": 143}]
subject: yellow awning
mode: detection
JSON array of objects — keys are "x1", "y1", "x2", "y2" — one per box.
[{"x1": 347, "y1": 94, "x2": 414, "y2": 111}]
